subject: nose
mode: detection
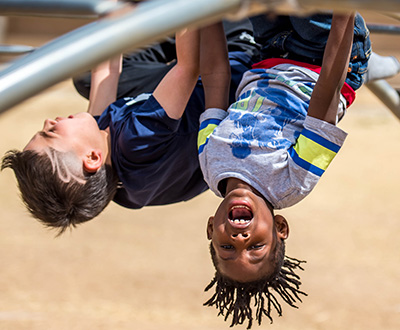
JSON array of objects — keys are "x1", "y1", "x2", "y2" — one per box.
[
  {"x1": 43, "y1": 118, "x2": 56, "y2": 129},
  {"x1": 231, "y1": 232, "x2": 250, "y2": 240}
]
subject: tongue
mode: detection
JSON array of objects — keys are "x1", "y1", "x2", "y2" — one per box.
[{"x1": 231, "y1": 208, "x2": 252, "y2": 220}]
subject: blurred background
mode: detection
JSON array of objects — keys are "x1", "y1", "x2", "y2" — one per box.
[{"x1": 0, "y1": 7, "x2": 400, "y2": 330}]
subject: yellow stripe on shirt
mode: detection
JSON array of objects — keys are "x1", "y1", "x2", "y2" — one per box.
[
  {"x1": 198, "y1": 123, "x2": 218, "y2": 150},
  {"x1": 293, "y1": 134, "x2": 337, "y2": 171}
]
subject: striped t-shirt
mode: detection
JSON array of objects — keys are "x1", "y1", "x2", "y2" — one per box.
[{"x1": 198, "y1": 62, "x2": 348, "y2": 209}]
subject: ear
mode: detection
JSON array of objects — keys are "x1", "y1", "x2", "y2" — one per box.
[
  {"x1": 274, "y1": 214, "x2": 289, "y2": 240},
  {"x1": 83, "y1": 150, "x2": 103, "y2": 173},
  {"x1": 206, "y1": 216, "x2": 214, "y2": 240}
]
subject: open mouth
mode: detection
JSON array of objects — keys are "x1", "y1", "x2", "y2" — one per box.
[{"x1": 228, "y1": 205, "x2": 253, "y2": 228}]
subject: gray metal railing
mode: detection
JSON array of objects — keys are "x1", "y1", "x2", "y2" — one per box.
[
  {"x1": 0, "y1": 45, "x2": 35, "y2": 55},
  {"x1": 366, "y1": 80, "x2": 400, "y2": 119},
  {"x1": 0, "y1": 0, "x2": 399, "y2": 115},
  {"x1": 0, "y1": 0, "x2": 123, "y2": 18},
  {"x1": 0, "y1": 0, "x2": 244, "y2": 113}
]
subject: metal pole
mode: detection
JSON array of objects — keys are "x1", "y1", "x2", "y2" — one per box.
[
  {"x1": 262, "y1": 0, "x2": 400, "y2": 13},
  {"x1": 0, "y1": 0, "x2": 121, "y2": 18},
  {"x1": 1, "y1": 0, "x2": 400, "y2": 113},
  {"x1": 0, "y1": 0, "x2": 242, "y2": 113},
  {"x1": 367, "y1": 24, "x2": 400, "y2": 35},
  {"x1": 366, "y1": 80, "x2": 400, "y2": 120},
  {"x1": 0, "y1": 45, "x2": 35, "y2": 55}
]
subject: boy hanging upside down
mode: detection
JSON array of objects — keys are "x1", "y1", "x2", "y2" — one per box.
[
  {"x1": 198, "y1": 11, "x2": 370, "y2": 328},
  {"x1": 1, "y1": 5, "x2": 259, "y2": 233}
]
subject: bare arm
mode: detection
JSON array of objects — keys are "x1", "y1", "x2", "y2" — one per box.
[
  {"x1": 87, "y1": 0, "x2": 133, "y2": 117},
  {"x1": 152, "y1": 28, "x2": 200, "y2": 119},
  {"x1": 87, "y1": 54, "x2": 122, "y2": 116},
  {"x1": 307, "y1": 13, "x2": 355, "y2": 124},
  {"x1": 200, "y1": 22, "x2": 230, "y2": 110}
]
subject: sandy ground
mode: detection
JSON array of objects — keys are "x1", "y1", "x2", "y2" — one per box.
[{"x1": 1, "y1": 11, "x2": 400, "y2": 330}]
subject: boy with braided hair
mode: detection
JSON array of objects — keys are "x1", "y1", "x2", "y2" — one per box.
[{"x1": 199, "y1": 12, "x2": 370, "y2": 328}]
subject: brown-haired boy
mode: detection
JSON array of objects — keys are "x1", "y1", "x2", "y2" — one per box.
[{"x1": 2, "y1": 19, "x2": 205, "y2": 234}]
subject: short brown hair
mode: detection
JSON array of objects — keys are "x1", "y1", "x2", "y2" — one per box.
[{"x1": 2, "y1": 149, "x2": 119, "y2": 235}]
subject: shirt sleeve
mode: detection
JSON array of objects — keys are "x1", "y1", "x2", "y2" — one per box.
[
  {"x1": 198, "y1": 108, "x2": 228, "y2": 155},
  {"x1": 288, "y1": 115, "x2": 348, "y2": 177}
]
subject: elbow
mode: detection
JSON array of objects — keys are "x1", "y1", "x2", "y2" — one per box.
[{"x1": 175, "y1": 65, "x2": 200, "y2": 85}]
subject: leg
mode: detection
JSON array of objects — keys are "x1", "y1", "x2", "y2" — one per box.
[
  {"x1": 249, "y1": 14, "x2": 291, "y2": 61},
  {"x1": 73, "y1": 38, "x2": 177, "y2": 100},
  {"x1": 251, "y1": 13, "x2": 333, "y2": 63},
  {"x1": 223, "y1": 18, "x2": 259, "y2": 57},
  {"x1": 250, "y1": 13, "x2": 371, "y2": 91},
  {"x1": 288, "y1": 13, "x2": 371, "y2": 91},
  {"x1": 73, "y1": 19, "x2": 260, "y2": 100}
]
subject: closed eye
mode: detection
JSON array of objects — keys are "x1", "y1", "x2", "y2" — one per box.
[
  {"x1": 39, "y1": 131, "x2": 51, "y2": 137},
  {"x1": 39, "y1": 130, "x2": 56, "y2": 138}
]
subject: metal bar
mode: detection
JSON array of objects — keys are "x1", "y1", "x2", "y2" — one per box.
[
  {"x1": 299, "y1": 0, "x2": 400, "y2": 12},
  {"x1": 0, "y1": 0, "x2": 122, "y2": 18},
  {"x1": 0, "y1": 45, "x2": 35, "y2": 55},
  {"x1": 0, "y1": 0, "x2": 242, "y2": 113},
  {"x1": 1, "y1": 0, "x2": 400, "y2": 113},
  {"x1": 366, "y1": 80, "x2": 400, "y2": 120},
  {"x1": 367, "y1": 24, "x2": 400, "y2": 35},
  {"x1": 255, "y1": 0, "x2": 400, "y2": 14}
]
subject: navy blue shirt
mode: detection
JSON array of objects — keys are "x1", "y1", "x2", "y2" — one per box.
[{"x1": 95, "y1": 51, "x2": 253, "y2": 209}]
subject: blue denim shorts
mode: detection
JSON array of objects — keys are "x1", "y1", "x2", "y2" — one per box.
[{"x1": 250, "y1": 13, "x2": 371, "y2": 91}]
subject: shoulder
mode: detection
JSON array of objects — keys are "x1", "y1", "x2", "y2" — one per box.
[{"x1": 97, "y1": 93, "x2": 168, "y2": 126}]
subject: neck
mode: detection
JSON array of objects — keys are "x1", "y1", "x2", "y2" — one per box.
[
  {"x1": 226, "y1": 177, "x2": 274, "y2": 212},
  {"x1": 103, "y1": 127, "x2": 112, "y2": 166},
  {"x1": 225, "y1": 177, "x2": 253, "y2": 194}
]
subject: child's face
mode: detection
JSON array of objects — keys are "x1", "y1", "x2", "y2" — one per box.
[
  {"x1": 24, "y1": 112, "x2": 104, "y2": 157},
  {"x1": 207, "y1": 187, "x2": 287, "y2": 283}
]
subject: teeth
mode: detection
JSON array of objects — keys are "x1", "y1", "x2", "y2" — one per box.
[
  {"x1": 232, "y1": 206, "x2": 251, "y2": 210},
  {"x1": 232, "y1": 219, "x2": 249, "y2": 223}
]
